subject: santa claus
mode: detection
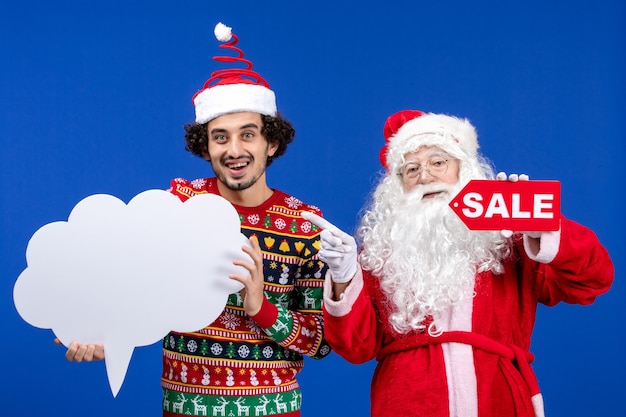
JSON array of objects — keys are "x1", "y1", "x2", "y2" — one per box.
[{"x1": 302, "y1": 110, "x2": 613, "y2": 417}]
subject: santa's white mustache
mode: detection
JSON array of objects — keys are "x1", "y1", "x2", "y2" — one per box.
[{"x1": 404, "y1": 182, "x2": 460, "y2": 202}]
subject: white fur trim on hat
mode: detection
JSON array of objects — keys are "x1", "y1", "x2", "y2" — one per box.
[
  {"x1": 387, "y1": 113, "x2": 479, "y2": 172},
  {"x1": 193, "y1": 83, "x2": 277, "y2": 124}
]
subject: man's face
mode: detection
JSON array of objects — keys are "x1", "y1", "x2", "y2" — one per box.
[
  {"x1": 204, "y1": 112, "x2": 278, "y2": 191},
  {"x1": 398, "y1": 145, "x2": 460, "y2": 195}
]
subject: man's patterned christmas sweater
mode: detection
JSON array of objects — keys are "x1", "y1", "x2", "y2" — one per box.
[{"x1": 162, "y1": 177, "x2": 331, "y2": 417}]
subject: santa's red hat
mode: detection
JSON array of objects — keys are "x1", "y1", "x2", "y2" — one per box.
[
  {"x1": 380, "y1": 110, "x2": 479, "y2": 172},
  {"x1": 192, "y1": 23, "x2": 277, "y2": 124}
]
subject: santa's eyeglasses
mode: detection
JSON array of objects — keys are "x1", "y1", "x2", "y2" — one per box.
[{"x1": 397, "y1": 157, "x2": 451, "y2": 182}]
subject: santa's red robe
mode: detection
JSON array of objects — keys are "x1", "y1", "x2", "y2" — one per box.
[{"x1": 323, "y1": 217, "x2": 613, "y2": 417}]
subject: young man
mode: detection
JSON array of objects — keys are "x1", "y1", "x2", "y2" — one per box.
[
  {"x1": 303, "y1": 110, "x2": 613, "y2": 417},
  {"x1": 63, "y1": 23, "x2": 331, "y2": 417}
]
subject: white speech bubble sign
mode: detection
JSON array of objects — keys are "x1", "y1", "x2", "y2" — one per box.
[{"x1": 13, "y1": 189, "x2": 249, "y2": 397}]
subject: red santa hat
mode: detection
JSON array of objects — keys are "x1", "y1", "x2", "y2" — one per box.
[
  {"x1": 379, "y1": 110, "x2": 479, "y2": 172},
  {"x1": 192, "y1": 22, "x2": 277, "y2": 124}
]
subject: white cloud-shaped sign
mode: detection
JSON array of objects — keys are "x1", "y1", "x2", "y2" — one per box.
[{"x1": 13, "y1": 190, "x2": 249, "y2": 397}]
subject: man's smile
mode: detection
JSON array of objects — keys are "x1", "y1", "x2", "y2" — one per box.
[{"x1": 224, "y1": 158, "x2": 252, "y2": 176}]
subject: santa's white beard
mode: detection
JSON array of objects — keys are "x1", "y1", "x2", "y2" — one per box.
[{"x1": 358, "y1": 182, "x2": 507, "y2": 334}]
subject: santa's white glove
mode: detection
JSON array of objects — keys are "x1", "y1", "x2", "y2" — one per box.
[
  {"x1": 496, "y1": 172, "x2": 541, "y2": 239},
  {"x1": 300, "y1": 211, "x2": 357, "y2": 283}
]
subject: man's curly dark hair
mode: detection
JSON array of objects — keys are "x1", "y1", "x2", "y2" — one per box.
[{"x1": 184, "y1": 113, "x2": 295, "y2": 167}]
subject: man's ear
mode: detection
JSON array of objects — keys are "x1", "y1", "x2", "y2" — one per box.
[
  {"x1": 202, "y1": 150, "x2": 210, "y2": 161},
  {"x1": 268, "y1": 141, "x2": 279, "y2": 157}
]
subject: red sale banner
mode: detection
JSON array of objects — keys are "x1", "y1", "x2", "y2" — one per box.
[{"x1": 448, "y1": 180, "x2": 561, "y2": 231}]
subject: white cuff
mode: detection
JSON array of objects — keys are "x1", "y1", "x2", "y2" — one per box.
[
  {"x1": 323, "y1": 266, "x2": 364, "y2": 317},
  {"x1": 523, "y1": 229, "x2": 561, "y2": 264}
]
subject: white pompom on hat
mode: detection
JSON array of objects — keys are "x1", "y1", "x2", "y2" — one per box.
[
  {"x1": 380, "y1": 110, "x2": 479, "y2": 173},
  {"x1": 192, "y1": 22, "x2": 277, "y2": 124}
]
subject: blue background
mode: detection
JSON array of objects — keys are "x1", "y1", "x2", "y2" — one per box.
[{"x1": 1, "y1": 1, "x2": 623, "y2": 415}]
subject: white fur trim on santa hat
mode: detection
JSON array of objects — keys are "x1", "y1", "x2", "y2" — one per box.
[
  {"x1": 193, "y1": 83, "x2": 277, "y2": 124},
  {"x1": 387, "y1": 113, "x2": 479, "y2": 172}
]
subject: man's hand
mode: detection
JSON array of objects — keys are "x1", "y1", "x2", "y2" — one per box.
[
  {"x1": 54, "y1": 338, "x2": 105, "y2": 362},
  {"x1": 230, "y1": 236, "x2": 265, "y2": 316},
  {"x1": 301, "y1": 211, "x2": 357, "y2": 283}
]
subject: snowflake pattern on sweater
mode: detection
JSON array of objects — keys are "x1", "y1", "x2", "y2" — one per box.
[{"x1": 162, "y1": 178, "x2": 330, "y2": 417}]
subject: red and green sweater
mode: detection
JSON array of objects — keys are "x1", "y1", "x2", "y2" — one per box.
[{"x1": 162, "y1": 177, "x2": 331, "y2": 417}]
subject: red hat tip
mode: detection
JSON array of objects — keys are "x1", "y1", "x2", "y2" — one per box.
[{"x1": 380, "y1": 110, "x2": 425, "y2": 169}]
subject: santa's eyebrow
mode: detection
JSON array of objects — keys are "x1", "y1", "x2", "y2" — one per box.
[
  {"x1": 404, "y1": 152, "x2": 451, "y2": 165},
  {"x1": 425, "y1": 151, "x2": 450, "y2": 159}
]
